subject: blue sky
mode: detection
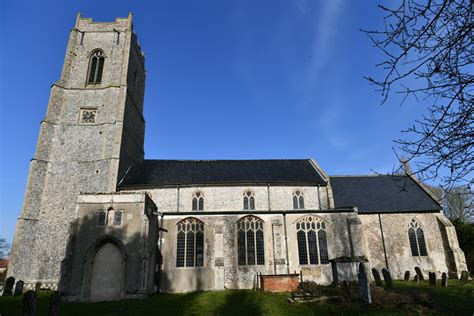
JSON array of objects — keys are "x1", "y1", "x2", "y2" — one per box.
[{"x1": 0, "y1": 0, "x2": 432, "y2": 242}]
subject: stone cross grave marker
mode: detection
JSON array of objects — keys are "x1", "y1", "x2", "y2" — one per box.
[
  {"x1": 22, "y1": 290, "x2": 37, "y2": 316},
  {"x1": 382, "y1": 268, "x2": 393, "y2": 289},
  {"x1": 358, "y1": 263, "x2": 372, "y2": 304},
  {"x1": 404, "y1": 271, "x2": 410, "y2": 281},
  {"x1": 14, "y1": 280, "x2": 24, "y2": 296},
  {"x1": 415, "y1": 267, "x2": 424, "y2": 281},
  {"x1": 429, "y1": 272, "x2": 437, "y2": 286},
  {"x1": 2, "y1": 276, "x2": 14, "y2": 296},
  {"x1": 371, "y1": 268, "x2": 383, "y2": 287},
  {"x1": 441, "y1": 272, "x2": 447, "y2": 287}
]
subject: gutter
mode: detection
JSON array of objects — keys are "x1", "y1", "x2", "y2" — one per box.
[{"x1": 158, "y1": 208, "x2": 355, "y2": 216}]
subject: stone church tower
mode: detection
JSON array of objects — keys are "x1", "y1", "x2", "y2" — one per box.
[{"x1": 8, "y1": 13, "x2": 146, "y2": 288}]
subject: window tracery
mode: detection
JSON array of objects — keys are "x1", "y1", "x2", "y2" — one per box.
[{"x1": 296, "y1": 216, "x2": 329, "y2": 265}]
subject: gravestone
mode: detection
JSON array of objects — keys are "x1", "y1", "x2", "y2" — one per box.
[
  {"x1": 429, "y1": 272, "x2": 437, "y2": 286},
  {"x1": 441, "y1": 272, "x2": 447, "y2": 287},
  {"x1": 34, "y1": 283, "x2": 41, "y2": 293},
  {"x1": 381, "y1": 268, "x2": 393, "y2": 289},
  {"x1": 460, "y1": 270, "x2": 469, "y2": 281},
  {"x1": 14, "y1": 280, "x2": 24, "y2": 296},
  {"x1": 414, "y1": 275, "x2": 419, "y2": 283},
  {"x1": 414, "y1": 267, "x2": 424, "y2": 280},
  {"x1": 358, "y1": 263, "x2": 371, "y2": 304},
  {"x1": 404, "y1": 271, "x2": 410, "y2": 281},
  {"x1": 371, "y1": 268, "x2": 383, "y2": 287},
  {"x1": 22, "y1": 290, "x2": 37, "y2": 316},
  {"x1": 48, "y1": 291, "x2": 61, "y2": 316},
  {"x1": 2, "y1": 276, "x2": 14, "y2": 296}
]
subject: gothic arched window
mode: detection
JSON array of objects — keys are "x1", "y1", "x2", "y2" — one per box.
[
  {"x1": 87, "y1": 49, "x2": 105, "y2": 84},
  {"x1": 192, "y1": 192, "x2": 204, "y2": 211},
  {"x1": 408, "y1": 219, "x2": 428, "y2": 256},
  {"x1": 237, "y1": 216, "x2": 264, "y2": 265},
  {"x1": 296, "y1": 216, "x2": 329, "y2": 265},
  {"x1": 293, "y1": 190, "x2": 305, "y2": 209},
  {"x1": 243, "y1": 191, "x2": 255, "y2": 210},
  {"x1": 176, "y1": 218, "x2": 204, "y2": 267}
]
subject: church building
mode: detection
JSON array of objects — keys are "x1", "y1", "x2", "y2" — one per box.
[{"x1": 7, "y1": 14, "x2": 467, "y2": 302}]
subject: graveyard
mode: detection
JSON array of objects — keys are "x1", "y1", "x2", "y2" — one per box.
[{"x1": 0, "y1": 278, "x2": 472, "y2": 315}]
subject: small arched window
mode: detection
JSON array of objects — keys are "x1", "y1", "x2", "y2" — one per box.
[
  {"x1": 296, "y1": 216, "x2": 329, "y2": 265},
  {"x1": 176, "y1": 218, "x2": 204, "y2": 267},
  {"x1": 243, "y1": 191, "x2": 255, "y2": 210},
  {"x1": 293, "y1": 190, "x2": 305, "y2": 209},
  {"x1": 97, "y1": 207, "x2": 122, "y2": 226},
  {"x1": 87, "y1": 50, "x2": 105, "y2": 84},
  {"x1": 192, "y1": 192, "x2": 204, "y2": 211},
  {"x1": 408, "y1": 219, "x2": 427, "y2": 256},
  {"x1": 237, "y1": 216, "x2": 265, "y2": 265}
]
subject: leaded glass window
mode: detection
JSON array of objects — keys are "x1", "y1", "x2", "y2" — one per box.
[
  {"x1": 176, "y1": 218, "x2": 204, "y2": 267},
  {"x1": 293, "y1": 190, "x2": 305, "y2": 209},
  {"x1": 237, "y1": 216, "x2": 265, "y2": 265},
  {"x1": 113, "y1": 210, "x2": 122, "y2": 226},
  {"x1": 87, "y1": 49, "x2": 105, "y2": 84},
  {"x1": 408, "y1": 219, "x2": 428, "y2": 256},
  {"x1": 98, "y1": 209, "x2": 106, "y2": 226},
  {"x1": 192, "y1": 192, "x2": 204, "y2": 211},
  {"x1": 296, "y1": 216, "x2": 329, "y2": 265},
  {"x1": 243, "y1": 191, "x2": 255, "y2": 210}
]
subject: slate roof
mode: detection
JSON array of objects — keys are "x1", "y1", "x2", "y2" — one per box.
[
  {"x1": 330, "y1": 175, "x2": 441, "y2": 213},
  {"x1": 119, "y1": 159, "x2": 327, "y2": 188}
]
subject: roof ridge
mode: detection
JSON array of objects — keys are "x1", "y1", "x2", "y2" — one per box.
[
  {"x1": 142, "y1": 159, "x2": 313, "y2": 162},
  {"x1": 330, "y1": 174, "x2": 405, "y2": 178}
]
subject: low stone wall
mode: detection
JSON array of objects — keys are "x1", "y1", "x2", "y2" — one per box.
[{"x1": 260, "y1": 274, "x2": 300, "y2": 292}]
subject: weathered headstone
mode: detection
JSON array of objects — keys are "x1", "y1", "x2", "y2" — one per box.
[
  {"x1": 404, "y1": 271, "x2": 410, "y2": 281},
  {"x1": 358, "y1": 263, "x2": 372, "y2": 304},
  {"x1": 2, "y1": 276, "x2": 15, "y2": 296},
  {"x1": 48, "y1": 291, "x2": 61, "y2": 316},
  {"x1": 429, "y1": 272, "x2": 437, "y2": 286},
  {"x1": 34, "y1": 282, "x2": 41, "y2": 293},
  {"x1": 14, "y1": 280, "x2": 24, "y2": 296},
  {"x1": 460, "y1": 270, "x2": 469, "y2": 282},
  {"x1": 381, "y1": 268, "x2": 393, "y2": 289},
  {"x1": 441, "y1": 272, "x2": 447, "y2": 287},
  {"x1": 414, "y1": 275, "x2": 419, "y2": 283},
  {"x1": 371, "y1": 268, "x2": 383, "y2": 287},
  {"x1": 414, "y1": 267, "x2": 424, "y2": 280},
  {"x1": 22, "y1": 290, "x2": 37, "y2": 316}
]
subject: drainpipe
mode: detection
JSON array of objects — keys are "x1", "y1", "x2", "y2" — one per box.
[
  {"x1": 283, "y1": 213, "x2": 290, "y2": 274},
  {"x1": 176, "y1": 186, "x2": 180, "y2": 212},
  {"x1": 267, "y1": 183, "x2": 271, "y2": 211},
  {"x1": 378, "y1": 213, "x2": 389, "y2": 270}
]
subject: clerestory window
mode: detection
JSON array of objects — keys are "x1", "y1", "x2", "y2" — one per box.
[
  {"x1": 243, "y1": 191, "x2": 255, "y2": 210},
  {"x1": 87, "y1": 49, "x2": 105, "y2": 84},
  {"x1": 408, "y1": 219, "x2": 428, "y2": 256},
  {"x1": 293, "y1": 190, "x2": 305, "y2": 209},
  {"x1": 176, "y1": 218, "x2": 204, "y2": 267},
  {"x1": 237, "y1": 216, "x2": 265, "y2": 266},
  {"x1": 192, "y1": 192, "x2": 204, "y2": 211},
  {"x1": 296, "y1": 216, "x2": 329, "y2": 265}
]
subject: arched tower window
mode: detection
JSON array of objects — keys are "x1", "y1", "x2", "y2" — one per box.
[
  {"x1": 296, "y1": 216, "x2": 329, "y2": 265},
  {"x1": 192, "y1": 192, "x2": 204, "y2": 211},
  {"x1": 87, "y1": 49, "x2": 105, "y2": 84},
  {"x1": 408, "y1": 219, "x2": 427, "y2": 256},
  {"x1": 243, "y1": 191, "x2": 255, "y2": 210},
  {"x1": 293, "y1": 190, "x2": 305, "y2": 209},
  {"x1": 237, "y1": 216, "x2": 264, "y2": 265},
  {"x1": 176, "y1": 218, "x2": 204, "y2": 267}
]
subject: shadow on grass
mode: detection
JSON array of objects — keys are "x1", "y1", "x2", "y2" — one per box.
[{"x1": 216, "y1": 290, "x2": 262, "y2": 315}]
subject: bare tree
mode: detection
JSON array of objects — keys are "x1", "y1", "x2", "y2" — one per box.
[
  {"x1": 362, "y1": 0, "x2": 473, "y2": 189},
  {"x1": 443, "y1": 185, "x2": 473, "y2": 222},
  {"x1": 0, "y1": 238, "x2": 10, "y2": 259}
]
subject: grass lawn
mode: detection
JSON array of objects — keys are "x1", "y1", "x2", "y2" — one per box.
[{"x1": 0, "y1": 280, "x2": 472, "y2": 315}]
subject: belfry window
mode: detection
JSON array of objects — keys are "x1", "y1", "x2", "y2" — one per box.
[
  {"x1": 408, "y1": 219, "x2": 428, "y2": 256},
  {"x1": 192, "y1": 192, "x2": 204, "y2": 211},
  {"x1": 237, "y1": 216, "x2": 265, "y2": 266},
  {"x1": 87, "y1": 49, "x2": 105, "y2": 84},
  {"x1": 98, "y1": 208, "x2": 122, "y2": 226},
  {"x1": 293, "y1": 190, "x2": 305, "y2": 209},
  {"x1": 176, "y1": 218, "x2": 204, "y2": 267},
  {"x1": 98, "y1": 209, "x2": 106, "y2": 226},
  {"x1": 243, "y1": 191, "x2": 255, "y2": 210},
  {"x1": 296, "y1": 216, "x2": 329, "y2": 265}
]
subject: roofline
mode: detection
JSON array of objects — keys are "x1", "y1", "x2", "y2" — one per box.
[
  {"x1": 329, "y1": 174, "x2": 405, "y2": 178},
  {"x1": 141, "y1": 158, "x2": 315, "y2": 162},
  {"x1": 309, "y1": 159, "x2": 329, "y2": 183},
  {"x1": 358, "y1": 209, "x2": 442, "y2": 214},
  {"x1": 405, "y1": 172, "x2": 443, "y2": 208},
  {"x1": 118, "y1": 181, "x2": 328, "y2": 190}
]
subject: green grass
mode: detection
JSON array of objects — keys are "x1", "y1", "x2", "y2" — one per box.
[{"x1": 0, "y1": 280, "x2": 472, "y2": 315}]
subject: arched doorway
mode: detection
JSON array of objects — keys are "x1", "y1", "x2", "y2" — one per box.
[{"x1": 89, "y1": 242, "x2": 123, "y2": 301}]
